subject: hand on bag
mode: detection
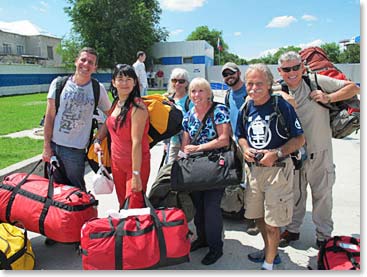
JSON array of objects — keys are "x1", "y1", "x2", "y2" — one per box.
[
  {"x1": 131, "y1": 175, "x2": 142, "y2": 193},
  {"x1": 94, "y1": 142, "x2": 103, "y2": 155}
]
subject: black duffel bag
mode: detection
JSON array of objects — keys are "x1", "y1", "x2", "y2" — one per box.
[{"x1": 171, "y1": 147, "x2": 240, "y2": 192}]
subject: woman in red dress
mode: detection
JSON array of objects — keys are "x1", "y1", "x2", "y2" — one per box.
[{"x1": 94, "y1": 64, "x2": 150, "y2": 208}]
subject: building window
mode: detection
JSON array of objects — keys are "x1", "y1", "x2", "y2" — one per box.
[
  {"x1": 47, "y1": 46, "x2": 54, "y2": 60},
  {"x1": 3, "y1": 44, "x2": 12, "y2": 54},
  {"x1": 16, "y1": 45, "x2": 24, "y2": 55},
  {"x1": 183, "y1": 57, "x2": 193, "y2": 64}
]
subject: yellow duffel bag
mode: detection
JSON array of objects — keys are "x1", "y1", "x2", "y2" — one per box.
[{"x1": 0, "y1": 223, "x2": 35, "y2": 270}]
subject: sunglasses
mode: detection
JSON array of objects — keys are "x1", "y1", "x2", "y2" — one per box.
[
  {"x1": 171, "y1": 79, "x2": 186, "y2": 84},
  {"x1": 222, "y1": 71, "x2": 236, "y2": 78},
  {"x1": 281, "y1": 64, "x2": 302, "y2": 73}
]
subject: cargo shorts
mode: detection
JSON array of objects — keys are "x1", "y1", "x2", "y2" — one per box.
[{"x1": 244, "y1": 158, "x2": 294, "y2": 227}]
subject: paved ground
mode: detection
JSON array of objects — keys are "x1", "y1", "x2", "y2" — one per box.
[{"x1": 1, "y1": 131, "x2": 360, "y2": 272}]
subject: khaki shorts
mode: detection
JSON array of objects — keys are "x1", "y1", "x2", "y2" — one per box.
[{"x1": 244, "y1": 158, "x2": 294, "y2": 227}]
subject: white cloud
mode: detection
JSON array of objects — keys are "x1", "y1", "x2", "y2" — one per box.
[
  {"x1": 160, "y1": 0, "x2": 207, "y2": 12},
  {"x1": 298, "y1": 39, "x2": 324, "y2": 49},
  {"x1": 266, "y1": 16, "x2": 297, "y2": 28},
  {"x1": 170, "y1": 29, "x2": 184, "y2": 36},
  {"x1": 234, "y1": 32, "x2": 241, "y2": 37},
  {"x1": 302, "y1": 14, "x2": 317, "y2": 21}
]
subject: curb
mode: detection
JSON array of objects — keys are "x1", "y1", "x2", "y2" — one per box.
[{"x1": 0, "y1": 154, "x2": 44, "y2": 181}]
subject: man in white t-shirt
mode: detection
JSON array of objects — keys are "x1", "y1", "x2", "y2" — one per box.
[
  {"x1": 133, "y1": 51, "x2": 148, "y2": 96},
  {"x1": 42, "y1": 47, "x2": 111, "y2": 191}
]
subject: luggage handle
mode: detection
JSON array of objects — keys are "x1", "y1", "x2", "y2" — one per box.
[{"x1": 115, "y1": 193, "x2": 168, "y2": 268}]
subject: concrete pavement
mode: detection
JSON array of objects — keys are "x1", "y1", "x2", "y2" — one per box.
[{"x1": 2, "y1": 131, "x2": 359, "y2": 271}]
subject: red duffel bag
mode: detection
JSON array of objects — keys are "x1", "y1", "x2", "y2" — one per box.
[
  {"x1": 0, "y1": 160, "x2": 98, "y2": 243},
  {"x1": 80, "y1": 194, "x2": 191, "y2": 270}
]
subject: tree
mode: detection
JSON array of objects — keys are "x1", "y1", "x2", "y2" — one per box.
[
  {"x1": 321, "y1": 42, "x2": 341, "y2": 63},
  {"x1": 64, "y1": 0, "x2": 168, "y2": 69},
  {"x1": 339, "y1": 44, "x2": 360, "y2": 63},
  {"x1": 186, "y1": 26, "x2": 224, "y2": 65}
]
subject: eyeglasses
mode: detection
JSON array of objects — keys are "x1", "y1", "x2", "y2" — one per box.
[
  {"x1": 222, "y1": 71, "x2": 236, "y2": 78},
  {"x1": 281, "y1": 64, "x2": 302, "y2": 73},
  {"x1": 171, "y1": 79, "x2": 186, "y2": 84}
]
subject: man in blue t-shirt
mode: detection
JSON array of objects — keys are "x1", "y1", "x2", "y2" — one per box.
[
  {"x1": 221, "y1": 62, "x2": 259, "y2": 235},
  {"x1": 236, "y1": 64, "x2": 305, "y2": 270},
  {"x1": 221, "y1": 62, "x2": 247, "y2": 133}
]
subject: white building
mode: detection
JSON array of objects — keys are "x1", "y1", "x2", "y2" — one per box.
[
  {"x1": 0, "y1": 20, "x2": 62, "y2": 66},
  {"x1": 151, "y1": 40, "x2": 214, "y2": 88}
]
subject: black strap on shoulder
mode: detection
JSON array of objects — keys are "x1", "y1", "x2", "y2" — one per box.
[
  {"x1": 191, "y1": 103, "x2": 217, "y2": 144},
  {"x1": 224, "y1": 89, "x2": 230, "y2": 107},
  {"x1": 272, "y1": 95, "x2": 290, "y2": 137},
  {"x1": 55, "y1": 76, "x2": 69, "y2": 114},
  {"x1": 91, "y1": 78, "x2": 101, "y2": 115},
  {"x1": 184, "y1": 96, "x2": 190, "y2": 112}
]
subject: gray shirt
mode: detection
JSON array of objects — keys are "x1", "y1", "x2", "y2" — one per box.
[
  {"x1": 47, "y1": 77, "x2": 111, "y2": 149},
  {"x1": 288, "y1": 74, "x2": 345, "y2": 153}
]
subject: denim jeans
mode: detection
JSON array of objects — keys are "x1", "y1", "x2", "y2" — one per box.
[{"x1": 51, "y1": 142, "x2": 86, "y2": 190}]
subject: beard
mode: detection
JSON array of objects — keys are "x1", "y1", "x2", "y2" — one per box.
[{"x1": 225, "y1": 76, "x2": 240, "y2": 87}]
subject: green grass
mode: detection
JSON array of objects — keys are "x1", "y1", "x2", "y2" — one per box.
[
  {"x1": 0, "y1": 137, "x2": 44, "y2": 169},
  {"x1": 0, "y1": 89, "x2": 166, "y2": 169},
  {"x1": 0, "y1": 93, "x2": 47, "y2": 135}
]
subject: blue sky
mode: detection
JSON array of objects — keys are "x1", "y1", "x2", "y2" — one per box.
[{"x1": 0, "y1": 0, "x2": 361, "y2": 59}]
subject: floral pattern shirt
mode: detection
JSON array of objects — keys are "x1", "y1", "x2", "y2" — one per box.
[{"x1": 182, "y1": 103, "x2": 230, "y2": 145}]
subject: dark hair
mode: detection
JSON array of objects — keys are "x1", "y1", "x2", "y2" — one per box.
[
  {"x1": 110, "y1": 64, "x2": 142, "y2": 129},
  {"x1": 137, "y1": 51, "x2": 145, "y2": 58},
  {"x1": 78, "y1": 47, "x2": 99, "y2": 65}
]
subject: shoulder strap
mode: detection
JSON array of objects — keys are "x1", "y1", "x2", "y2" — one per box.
[
  {"x1": 240, "y1": 99, "x2": 251, "y2": 127},
  {"x1": 224, "y1": 89, "x2": 230, "y2": 107},
  {"x1": 191, "y1": 103, "x2": 216, "y2": 144},
  {"x1": 91, "y1": 78, "x2": 101, "y2": 115},
  {"x1": 184, "y1": 96, "x2": 190, "y2": 112},
  {"x1": 272, "y1": 95, "x2": 290, "y2": 137},
  {"x1": 55, "y1": 76, "x2": 69, "y2": 114}
]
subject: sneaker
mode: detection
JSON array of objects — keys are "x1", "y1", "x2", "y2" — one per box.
[
  {"x1": 201, "y1": 250, "x2": 223, "y2": 265},
  {"x1": 190, "y1": 239, "x2": 208, "y2": 252},
  {"x1": 279, "y1": 230, "x2": 300, "y2": 247},
  {"x1": 316, "y1": 239, "x2": 327, "y2": 249},
  {"x1": 245, "y1": 219, "x2": 260, "y2": 236},
  {"x1": 247, "y1": 249, "x2": 281, "y2": 265}
]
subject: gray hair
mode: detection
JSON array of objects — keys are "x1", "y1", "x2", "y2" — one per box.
[
  {"x1": 278, "y1": 51, "x2": 302, "y2": 66},
  {"x1": 245, "y1": 63, "x2": 274, "y2": 87},
  {"x1": 167, "y1": 68, "x2": 190, "y2": 94}
]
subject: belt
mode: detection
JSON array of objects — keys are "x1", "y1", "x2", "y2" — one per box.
[{"x1": 249, "y1": 162, "x2": 286, "y2": 168}]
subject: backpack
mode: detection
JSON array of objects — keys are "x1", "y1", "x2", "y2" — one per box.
[
  {"x1": 240, "y1": 94, "x2": 306, "y2": 170},
  {"x1": 0, "y1": 223, "x2": 35, "y2": 270},
  {"x1": 148, "y1": 163, "x2": 195, "y2": 222},
  {"x1": 279, "y1": 73, "x2": 360, "y2": 139},
  {"x1": 299, "y1": 46, "x2": 348, "y2": 80},
  {"x1": 220, "y1": 184, "x2": 245, "y2": 219},
  {"x1": 317, "y1": 236, "x2": 360, "y2": 270},
  {"x1": 142, "y1": 94, "x2": 184, "y2": 148}
]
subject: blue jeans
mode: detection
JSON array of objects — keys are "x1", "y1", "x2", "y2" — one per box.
[{"x1": 51, "y1": 142, "x2": 86, "y2": 190}]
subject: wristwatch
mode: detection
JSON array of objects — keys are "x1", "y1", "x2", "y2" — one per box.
[
  {"x1": 132, "y1": 170, "x2": 140, "y2": 176},
  {"x1": 276, "y1": 148, "x2": 284, "y2": 159}
]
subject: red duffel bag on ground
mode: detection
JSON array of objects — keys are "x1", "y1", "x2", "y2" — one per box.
[
  {"x1": 80, "y1": 194, "x2": 191, "y2": 270},
  {"x1": 0, "y1": 160, "x2": 98, "y2": 243}
]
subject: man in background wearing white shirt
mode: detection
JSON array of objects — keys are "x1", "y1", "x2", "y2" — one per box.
[{"x1": 133, "y1": 51, "x2": 148, "y2": 96}]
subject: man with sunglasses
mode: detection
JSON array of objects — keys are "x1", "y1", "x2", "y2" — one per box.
[
  {"x1": 277, "y1": 51, "x2": 360, "y2": 249},
  {"x1": 221, "y1": 62, "x2": 259, "y2": 236}
]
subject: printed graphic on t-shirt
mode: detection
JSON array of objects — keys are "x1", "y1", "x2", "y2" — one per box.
[
  {"x1": 248, "y1": 115, "x2": 272, "y2": 149},
  {"x1": 58, "y1": 85, "x2": 94, "y2": 134}
]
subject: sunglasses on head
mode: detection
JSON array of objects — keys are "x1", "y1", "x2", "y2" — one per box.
[
  {"x1": 222, "y1": 71, "x2": 236, "y2": 78},
  {"x1": 281, "y1": 64, "x2": 302, "y2": 73},
  {"x1": 171, "y1": 79, "x2": 186, "y2": 84}
]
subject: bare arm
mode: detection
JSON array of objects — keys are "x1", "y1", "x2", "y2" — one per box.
[
  {"x1": 130, "y1": 102, "x2": 149, "y2": 192},
  {"x1": 310, "y1": 81, "x2": 360, "y2": 104},
  {"x1": 42, "y1": 98, "x2": 56, "y2": 162}
]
